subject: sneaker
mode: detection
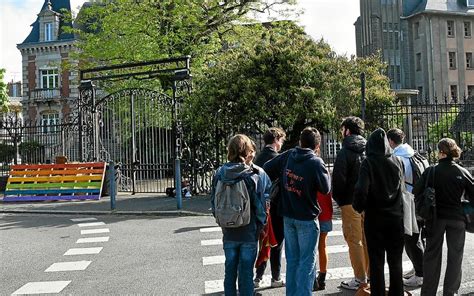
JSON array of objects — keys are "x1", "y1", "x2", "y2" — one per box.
[
  {"x1": 254, "y1": 278, "x2": 261, "y2": 288},
  {"x1": 403, "y1": 275, "x2": 423, "y2": 287},
  {"x1": 270, "y1": 278, "x2": 285, "y2": 288},
  {"x1": 403, "y1": 268, "x2": 416, "y2": 279},
  {"x1": 340, "y1": 278, "x2": 364, "y2": 290}
]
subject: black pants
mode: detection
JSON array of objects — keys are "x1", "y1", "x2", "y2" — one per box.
[
  {"x1": 365, "y1": 216, "x2": 404, "y2": 296},
  {"x1": 255, "y1": 205, "x2": 284, "y2": 280},
  {"x1": 421, "y1": 218, "x2": 465, "y2": 296},
  {"x1": 404, "y1": 220, "x2": 425, "y2": 277}
]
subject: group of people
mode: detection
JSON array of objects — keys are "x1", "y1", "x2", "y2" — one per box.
[{"x1": 210, "y1": 116, "x2": 474, "y2": 296}]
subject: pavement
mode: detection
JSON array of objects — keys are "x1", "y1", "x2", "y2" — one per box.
[{"x1": 0, "y1": 193, "x2": 214, "y2": 217}]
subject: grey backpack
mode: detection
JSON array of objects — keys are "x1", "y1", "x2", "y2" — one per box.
[{"x1": 214, "y1": 177, "x2": 251, "y2": 228}]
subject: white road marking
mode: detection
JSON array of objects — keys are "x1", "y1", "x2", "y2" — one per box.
[
  {"x1": 333, "y1": 220, "x2": 343, "y2": 225},
  {"x1": 328, "y1": 230, "x2": 343, "y2": 237},
  {"x1": 201, "y1": 239, "x2": 222, "y2": 246},
  {"x1": 77, "y1": 222, "x2": 105, "y2": 227},
  {"x1": 45, "y1": 261, "x2": 92, "y2": 272},
  {"x1": 203, "y1": 255, "x2": 225, "y2": 266},
  {"x1": 80, "y1": 228, "x2": 109, "y2": 235},
  {"x1": 76, "y1": 237, "x2": 109, "y2": 243},
  {"x1": 70, "y1": 218, "x2": 97, "y2": 222},
  {"x1": 204, "y1": 261, "x2": 413, "y2": 294},
  {"x1": 64, "y1": 247, "x2": 103, "y2": 256},
  {"x1": 12, "y1": 281, "x2": 71, "y2": 295},
  {"x1": 200, "y1": 227, "x2": 221, "y2": 233}
]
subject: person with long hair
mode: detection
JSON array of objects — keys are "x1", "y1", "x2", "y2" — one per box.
[{"x1": 413, "y1": 138, "x2": 474, "y2": 296}]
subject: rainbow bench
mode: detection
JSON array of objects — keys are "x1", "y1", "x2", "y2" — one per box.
[{"x1": 3, "y1": 162, "x2": 106, "y2": 202}]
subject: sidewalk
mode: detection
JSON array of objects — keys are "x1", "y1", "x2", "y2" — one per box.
[{"x1": 0, "y1": 193, "x2": 213, "y2": 217}]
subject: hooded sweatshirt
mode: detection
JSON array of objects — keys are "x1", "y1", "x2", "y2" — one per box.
[
  {"x1": 332, "y1": 134, "x2": 367, "y2": 206},
  {"x1": 264, "y1": 147, "x2": 331, "y2": 221},
  {"x1": 353, "y1": 128, "x2": 403, "y2": 218},
  {"x1": 210, "y1": 162, "x2": 269, "y2": 242},
  {"x1": 393, "y1": 143, "x2": 415, "y2": 192}
]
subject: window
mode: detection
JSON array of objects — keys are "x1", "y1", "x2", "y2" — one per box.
[
  {"x1": 44, "y1": 22, "x2": 53, "y2": 41},
  {"x1": 42, "y1": 113, "x2": 59, "y2": 134},
  {"x1": 468, "y1": 0, "x2": 474, "y2": 8},
  {"x1": 414, "y1": 22, "x2": 420, "y2": 39},
  {"x1": 450, "y1": 85, "x2": 458, "y2": 99},
  {"x1": 466, "y1": 22, "x2": 472, "y2": 38},
  {"x1": 449, "y1": 52, "x2": 457, "y2": 69},
  {"x1": 447, "y1": 20, "x2": 455, "y2": 37},
  {"x1": 468, "y1": 85, "x2": 474, "y2": 98},
  {"x1": 40, "y1": 69, "x2": 58, "y2": 89},
  {"x1": 416, "y1": 53, "x2": 422, "y2": 71},
  {"x1": 467, "y1": 53, "x2": 473, "y2": 69}
]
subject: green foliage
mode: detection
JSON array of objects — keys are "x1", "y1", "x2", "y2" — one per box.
[
  {"x1": 0, "y1": 69, "x2": 9, "y2": 112},
  {"x1": 427, "y1": 107, "x2": 473, "y2": 149},
  {"x1": 0, "y1": 143, "x2": 15, "y2": 162},
  {"x1": 185, "y1": 23, "x2": 393, "y2": 146}
]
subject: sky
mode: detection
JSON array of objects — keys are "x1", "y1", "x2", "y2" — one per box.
[{"x1": 0, "y1": 0, "x2": 360, "y2": 83}]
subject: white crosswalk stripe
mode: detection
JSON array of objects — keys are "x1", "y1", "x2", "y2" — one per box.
[
  {"x1": 70, "y1": 217, "x2": 97, "y2": 222},
  {"x1": 12, "y1": 281, "x2": 71, "y2": 295},
  {"x1": 64, "y1": 247, "x2": 103, "y2": 256},
  {"x1": 80, "y1": 228, "x2": 110, "y2": 235},
  {"x1": 77, "y1": 222, "x2": 106, "y2": 227},
  {"x1": 45, "y1": 261, "x2": 92, "y2": 272},
  {"x1": 76, "y1": 237, "x2": 110, "y2": 243}
]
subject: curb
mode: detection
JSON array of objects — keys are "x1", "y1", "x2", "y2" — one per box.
[{"x1": 0, "y1": 209, "x2": 213, "y2": 217}]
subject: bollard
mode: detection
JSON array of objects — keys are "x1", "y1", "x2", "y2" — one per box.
[
  {"x1": 109, "y1": 161, "x2": 116, "y2": 210},
  {"x1": 175, "y1": 158, "x2": 182, "y2": 209}
]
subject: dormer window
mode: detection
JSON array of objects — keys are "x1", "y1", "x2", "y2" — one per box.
[{"x1": 44, "y1": 23, "x2": 53, "y2": 41}]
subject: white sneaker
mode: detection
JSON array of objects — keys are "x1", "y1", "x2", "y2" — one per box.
[
  {"x1": 403, "y1": 275, "x2": 423, "y2": 287},
  {"x1": 270, "y1": 278, "x2": 285, "y2": 288},
  {"x1": 340, "y1": 278, "x2": 365, "y2": 290},
  {"x1": 403, "y1": 268, "x2": 416, "y2": 279}
]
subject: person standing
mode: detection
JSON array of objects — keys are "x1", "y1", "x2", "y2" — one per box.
[
  {"x1": 253, "y1": 127, "x2": 286, "y2": 288},
  {"x1": 210, "y1": 134, "x2": 270, "y2": 296},
  {"x1": 387, "y1": 128, "x2": 424, "y2": 287},
  {"x1": 313, "y1": 191, "x2": 333, "y2": 291},
  {"x1": 332, "y1": 116, "x2": 369, "y2": 290},
  {"x1": 414, "y1": 138, "x2": 474, "y2": 296},
  {"x1": 353, "y1": 128, "x2": 405, "y2": 295},
  {"x1": 264, "y1": 127, "x2": 331, "y2": 296}
]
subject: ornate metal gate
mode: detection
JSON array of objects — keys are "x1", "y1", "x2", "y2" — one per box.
[{"x1": 78, "y1": 57, "x2": 191, "y2": 193}]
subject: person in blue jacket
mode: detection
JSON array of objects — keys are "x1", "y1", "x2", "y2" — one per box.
[
  {"x1": 210, "y1": 134, "x2": 270, "y2": 296},
  {"x1": 264, "y1": 127, "x2": 331, "y2": 296}
]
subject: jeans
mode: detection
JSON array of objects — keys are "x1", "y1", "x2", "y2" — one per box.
[
  {"x1": 284, "y1": 216, "x2": 319, "y2": 296},
  {"x1": 223, "y1": 241, "x2": 258, "y2": 296}
]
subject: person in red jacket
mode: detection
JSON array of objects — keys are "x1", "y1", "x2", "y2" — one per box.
[{"x1": 313, "y1": 191, "x2": 333, "y2": 291}]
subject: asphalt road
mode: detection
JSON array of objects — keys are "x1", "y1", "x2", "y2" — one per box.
[{"x1": 1, "y1": 213, "x2": 474, "y2": 295}]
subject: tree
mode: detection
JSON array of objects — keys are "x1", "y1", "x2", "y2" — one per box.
[
  {"x1": 0, "y1": 69, "x2": 8, "y2": 111},
  {"x1": 185, "y1": 22, "x2": 393, "y2": 147}
]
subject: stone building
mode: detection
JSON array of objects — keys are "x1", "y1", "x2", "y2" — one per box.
[
  {"x1": 17, "y1": 0, "x2": 78, "y2": 125},
  {"x1": 355, "y1": 0, "x2": 474, "y2": 101}
]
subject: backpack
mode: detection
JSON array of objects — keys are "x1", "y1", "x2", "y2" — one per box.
[
  {"x1": 407, "y1": 152, "x2": 430, "y2": 186},
  {"x1": 214, "y1": 176, "x2": 252, "y2": 228}
]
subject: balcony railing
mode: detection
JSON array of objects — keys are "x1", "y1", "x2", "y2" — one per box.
[{"x1": 29, "y1": 88, "x2": 62, "y2": 101}]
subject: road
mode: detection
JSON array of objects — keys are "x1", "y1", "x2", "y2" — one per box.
[{"x1": 1, "y1": 213, "x2": 474, "y2": 295}]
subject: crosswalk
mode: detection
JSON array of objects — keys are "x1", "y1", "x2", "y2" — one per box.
[
  {"x1": 11, "y1": 217, "x2": 110, "y2": 295},
  {"x1": 199, "y1": 219, "x2": 415, "y2": 294}
]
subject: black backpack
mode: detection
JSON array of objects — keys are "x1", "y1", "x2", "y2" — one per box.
[{"x1": 408, "y1": 152, "x2": 430, "y2": 186}]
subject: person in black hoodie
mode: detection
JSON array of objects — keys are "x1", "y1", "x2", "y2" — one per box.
[
  {"x1": 264, "y1": 127, "x2": 330, "y2": 296},
  {"x1": 413, "y1": 138, "x2": 474, "y2": 296},
  {"x1": 253, "y1": 127, "x2": 287, "y2": 288},
  {"x1": 332, "y1": 116, "x2": 370, "y2": 290},
  {"x1": 353, "y1": 128, "x2": 405, "y2": 296}
]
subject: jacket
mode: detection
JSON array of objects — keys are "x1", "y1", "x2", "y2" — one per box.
[
  {"x1": 254, "y1": 146, "x2": 278, "y2": 167},
  {"x1": 413, "y1": 158, "x2": 474, "y2": 221},
  {"x1": 332, "y1": 134, "x2": 367, "y2": 206},
  {"x1": 210, "y1": 162, "x2": 270, "y2": 242},
  {"x1": 264, "y1": 147, "x2": 331, "y2": 221},
  {"x1": 353, "y1": 128, "x2": 403, "y2": 219},
  {"x1": 393, "y1": 143, "x2": 415, "y2": 192}
]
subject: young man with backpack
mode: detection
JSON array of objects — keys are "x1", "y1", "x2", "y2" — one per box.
[
  {"x1": 210, "y1": 134, "x2": 271, "y2": 296},
  {"x1": 264, "y1": 127, "x2": 331, "y2": 296},
  {"x1": 387, "y1": 128, "x2": 429, "y2": 287},
  {"x1": 253, "y1": 127, "x2": 286, "y2": 289}
]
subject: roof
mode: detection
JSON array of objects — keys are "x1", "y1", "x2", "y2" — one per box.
[
  {"x1": 403, "y1": 0, "x2": 474, "y2": 17},
  {"x1": 20, "y1": 0, "x2": 75, "y2": 45}
]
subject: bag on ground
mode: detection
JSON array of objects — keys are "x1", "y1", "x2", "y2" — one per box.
[{"x1": 214, "y1": 178, "x2": 251, "y2": 228}]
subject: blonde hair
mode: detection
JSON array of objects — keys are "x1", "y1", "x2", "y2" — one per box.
[
  {"x1": 438, "y1": 138, "x2": 462, "y2": 159},
  {"x1": 227, "y1": 134, "x2": 254, "y2": 163}
]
